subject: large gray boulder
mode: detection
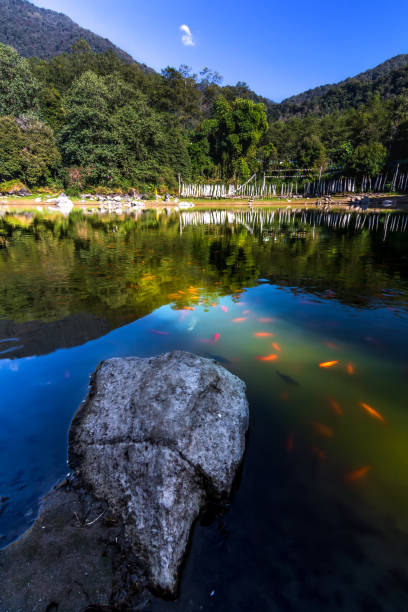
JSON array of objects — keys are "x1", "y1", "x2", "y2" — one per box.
[
  {"x1": 0, "y1": 351, "x2": 248, "y2": 610},
  {"x1": 70, "y1": 351, "x2": 249, "y2": 595}
]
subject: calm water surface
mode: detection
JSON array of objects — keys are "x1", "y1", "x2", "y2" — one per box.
[{"x1": 1, "y1": 209, "x2": 408, "y2": 610}]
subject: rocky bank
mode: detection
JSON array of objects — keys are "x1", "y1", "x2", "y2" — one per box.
[{"x1": 0, "y1": 351, "x2": 249, "y2": 611}]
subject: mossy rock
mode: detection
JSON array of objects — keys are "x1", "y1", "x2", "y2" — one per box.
[{"x1": 0, "y1": 180, "x2": 31, "y2": 196}]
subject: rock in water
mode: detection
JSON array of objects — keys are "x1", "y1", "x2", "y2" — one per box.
[
  {"x1": 0, "y1": 351, "x2": 248, "y2": 609},
  {"x1": 70, "y1": 351, "x2": 249, "y2": 594}
]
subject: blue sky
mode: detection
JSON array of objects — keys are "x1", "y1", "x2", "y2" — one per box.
[{"x1": 33, "y1": 0, "x2": 408, "y2": 101}]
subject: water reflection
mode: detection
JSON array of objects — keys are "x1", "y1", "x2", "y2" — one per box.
[
  {"x1": 0, "y1": 210, "x2": 407, "y2": 360},
  {"x1": 1, "y1": 211, "x2": 408, "y2": 609}
]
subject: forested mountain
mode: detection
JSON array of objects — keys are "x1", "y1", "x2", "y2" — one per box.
[
  {"x1": 0, "y1": 0, "x2": 140, "y2": 65},
  {"x1": 0, "y1": 0, "x2": 408, "y2": 193},
  {"x1": 278, "y1": 55, "x2": 408, "y2": 118}
]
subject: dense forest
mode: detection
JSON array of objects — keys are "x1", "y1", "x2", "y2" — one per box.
[
  {"x1": 1, "y1": 38, "x2": 408, "y2": 194},
  {"x1": 0, "y1": 0, "x2": 136, "y2": 63}
]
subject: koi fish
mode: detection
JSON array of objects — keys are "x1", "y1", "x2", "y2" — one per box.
[
  {"x1": 272, "y1": 342, "x2": 281, "y2": 352},
  {"x1": 150, "y1": 330, "x2": 169, "y2": 336},
  {"x1": 221, "y1": 306, "x2": 228, "y2": 313},
  {"x1": 232, "y1": 317, "x2": 247, "y2": 323},
  {"x1": 329, "y1": 399, "x2": 343, "y2": 415},
  {"x1": 345, "y1": 466, "x2": 371, "y2": 482},
  {"x1": 286, "y1": 432, "x2": 294, "y2": 453},
  {"x1": 211, "y1": 303, "x2": 217, "y2": 308},
  {"x1": 256, "y1": 354, "x2": 278, "y2": 362},
  {"x1": 312, "y1": 422, "x2": 334, "y2": 438},
  {"x1": 178, "y1": 290, "x2": 186, "y2": 295},
  {"x1": 276, "y1": 371, "x2": 299, "y2": 386},
  {"x1": 243, "y1": 310, "x2": 250, "y2": 315},
  {"x1": 254, "y1": 332, "x2": 275, "y2": 338},
  {"x1": 319, "y1": 360, "x2": 339, "y2": 368},
  {"x1": 347, "y1": 363, "x2": 355, "y2": 375},
  {"x1": 360, "y1": 403, "x2": 385, "y2": 424},
  {"x1": 258, "y1": 317, "x2": 274, "y2": 323},
  {"x1": 213, "y1": 333, "x2": 220, "y2": 343}
]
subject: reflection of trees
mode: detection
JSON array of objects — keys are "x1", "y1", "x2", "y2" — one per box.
[{"x1": 0, "y1": 212, "x2": 407, "y2": 326}]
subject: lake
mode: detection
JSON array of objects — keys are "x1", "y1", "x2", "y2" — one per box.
[{"x1": 1, "y1": 208, "x2": 408, "y2": 610}]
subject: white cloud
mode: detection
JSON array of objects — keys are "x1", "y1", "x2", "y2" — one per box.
[{"x1": 180, "y1": 24, "x2": 195, "y2": 47}]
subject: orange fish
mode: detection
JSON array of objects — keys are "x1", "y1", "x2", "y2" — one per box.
[
  {"x1": 329, "y1": 399, "x2": 343, "y2": 415},
  {"x1": 347, "y1": 363, "x2": 355, "y2": 375},
  {"x1": 213, "y1": 333, "x2": 220, "y2": 343},
  {"x1": 243, "y1": 310, "x2": 250, "y2": 315},
  {"x1": 286, "y1": 432, "x2": 294, "y2": 453},
  {"x1": 232, "y1": 317, "x2": 247, "y2": 323},
  {"x1": 311, "y1": 446, "x2": 327, "y2": 460},
  {"x1": 258, "y1": 317, "x2": 274, "y2": 323},
  {"x1": 272, "y1": 342, "x2": 281, "y2": 352},
  {"x1": 221, "y1": 306, "x2": 228, "y2": 313},
  {"x1": 345, "y1": 466, "x2": 371, "y2": 482},
  {"x1": 211, "y1": 303, "x2": 217, "y2": 308},
  {"x1": 256, "y1": 354, "x2": 278, "y2": 362},
  {"x1": 182, "y1": 306, "x2": 195, "y2": 311},
  {"x1": 178, "y1": 290, "x2": 186, "y2": 295},
  {"x1": 360, "y1": 403, "x2": 385, "y2": 424},
  {"x1": 312, "y1": 422, "x2": 334, "y2": 438},
  {"x1": 319, "y1": 360, "x2": 339, "y2": 368},
  {"x1": 254, "y1": 332, "x2": 275, "y2": 338}
]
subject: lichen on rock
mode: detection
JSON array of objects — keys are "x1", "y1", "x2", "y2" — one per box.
[{"x1": 0, "y1": 351, "x2": 249, "y2": 609}]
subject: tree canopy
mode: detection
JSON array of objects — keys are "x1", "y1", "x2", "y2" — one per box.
[{"x1": 0, "y1": 40, "x2": 407, "y2": 191}]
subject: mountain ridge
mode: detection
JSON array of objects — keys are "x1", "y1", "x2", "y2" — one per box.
[
  {"x1": 0, "y1": 0, "x2": 151, "y2": 72},
  {"x1": 279, "y1": 54, "x2": 408, "y2": 116}
]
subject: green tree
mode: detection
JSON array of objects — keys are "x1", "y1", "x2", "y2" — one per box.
[
  {"x1": 0, "y1": 44, "x2": 40, "y2": 116},
  {"x1": 59, "y1": 71, "x2": 117, "y2": 183},
  {"x1": 17, "y1": 117, "x2": 61, "y2": 186},
  {"x1": 350, "y1": 142, "x2": 387, "y2": 175},
  {"x1": 0, "y1": 117, "x2": 24, "y2": 180},
  {"x1": 296, "y1": 135, "x2": 327, "y2": 168}
]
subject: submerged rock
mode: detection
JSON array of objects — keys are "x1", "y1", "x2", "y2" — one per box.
[
  {"x1": 0, "y1": 351, "x2": 248, "y2": 609},
  {"x1": 70, "y1": 351, "x2": 249, "y2": 594}
]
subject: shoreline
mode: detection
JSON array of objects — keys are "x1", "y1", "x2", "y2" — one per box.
[{"x1": 1, "y1": 193, "x2": 408, "y2": 213}]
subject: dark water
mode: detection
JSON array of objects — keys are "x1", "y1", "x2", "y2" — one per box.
[{"x1": 1, "y1": 209, "x2": 408, "y2": 610}]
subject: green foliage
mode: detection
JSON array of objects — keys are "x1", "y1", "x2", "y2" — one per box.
[
  {"x1": 0, "y1": 0, "x2": 135, "y2": 63},
  {"x1": 349, "y1": 143, "x2": 387, "y2": 176},
  {"x1": 18, "y1": 116, "x2": 61, "y2": 186},
  {"x1": 0, "y1": 179, "x2": 28, "y2": 194},
  {"x1": 0, "y1": 44, "x2": 41, "y2": 116},
  {"x1": 0, "y1": 117, "x2": 24, "y2": 180},
  {"x1": 0, "y1": 115, "x2": 60, "y2": 186},
  {"x1": 0, "y1": 37, "x2": 407, "y2": 190},
  {"x1": 190, "y1": 97, "x2": 268, "y2": 179}
]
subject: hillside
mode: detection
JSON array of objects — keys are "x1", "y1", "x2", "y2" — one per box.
[
  {"x1": 277, "y1": 54, "x2": 408, "y2": 118},
  {"x1": 0, "y1": 0, "x2": 149, "y2": 67}
]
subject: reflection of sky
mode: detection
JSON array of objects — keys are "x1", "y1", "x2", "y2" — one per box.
[{"x1": 1, "y1": 283, "x2": 408, "y2": 547}]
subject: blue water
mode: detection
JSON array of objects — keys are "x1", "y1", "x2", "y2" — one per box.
[{"x1": 1, "y1": 210, "x2": 408, "y2": 609}]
